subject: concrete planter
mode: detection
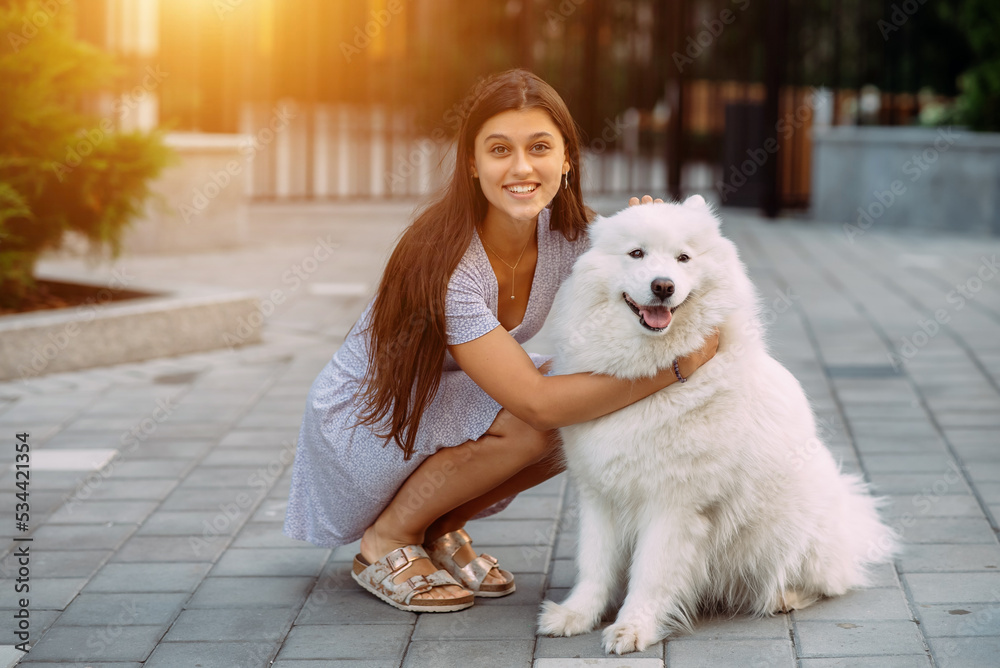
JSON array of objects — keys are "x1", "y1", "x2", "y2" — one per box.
[
  {"x1": 123, "y1": 132, "x2": 252, "y2": 253},
  {"x1": 811, "y1": 126, "x2": 1000, "y2": 236},
  {"x1": 0, "y1": 276, "x2": 261, "y2": 381}
]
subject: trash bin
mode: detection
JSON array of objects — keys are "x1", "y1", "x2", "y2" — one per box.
[{"x1": 720, "y1": 102, "x2": 767, "y2": 208}]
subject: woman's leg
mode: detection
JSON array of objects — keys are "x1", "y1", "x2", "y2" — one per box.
[{"x1": 360, "y1": 409, "x2": 559, "y2": 600}]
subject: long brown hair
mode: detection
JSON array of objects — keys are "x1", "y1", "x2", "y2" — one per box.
[{"x1": 357, "y1": 69, "x2": 593, "y2": 460}]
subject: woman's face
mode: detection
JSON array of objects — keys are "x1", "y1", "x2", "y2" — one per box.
[{"x1": 470, "y1": 107, "x2": 571, "y2": 225}]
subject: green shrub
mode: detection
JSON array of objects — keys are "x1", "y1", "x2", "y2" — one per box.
[
  {"x1": 0, "y1": 0, "x2": 173, "y2": 308},
  {"x1": 940, "y1": 0, "x2": 1000, "y2": 131}
]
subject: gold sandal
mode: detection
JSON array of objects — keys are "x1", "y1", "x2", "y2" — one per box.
[
  {"x1": 424, "y1": 529, "x2": 516, "y2": 598},
  {"x1": 352, "y1": 544, "x2": 474, "y2": 613}
]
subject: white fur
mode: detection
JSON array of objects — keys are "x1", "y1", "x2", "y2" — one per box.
[{"x1": 537, "y1": 197, "x2": 900, "y2": 655}]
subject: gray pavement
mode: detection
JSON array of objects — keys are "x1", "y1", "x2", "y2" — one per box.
[{"x1": 1, "y1": 198, "x2": 999, "y2": 667}]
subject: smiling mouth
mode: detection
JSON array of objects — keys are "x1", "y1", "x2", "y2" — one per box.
[
  {"x1": 504, "y1": 183, "x2": 539, "y2": 195},
  {"x1": 623, "y1": 292, "x2": 683, "y2": 331}
]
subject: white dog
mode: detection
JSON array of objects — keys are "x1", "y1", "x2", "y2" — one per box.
[{"x1": 537, "y1": 197, "x2": 899, "y2": 655}]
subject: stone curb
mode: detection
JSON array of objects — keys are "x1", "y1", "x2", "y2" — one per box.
[{"x1": 0, "y1": 275, "x2": 261, "y2": 381}]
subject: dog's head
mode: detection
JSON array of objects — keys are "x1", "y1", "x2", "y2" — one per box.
[{"x1": 553, "y1": 196, "x2": 757, "y2": 376}]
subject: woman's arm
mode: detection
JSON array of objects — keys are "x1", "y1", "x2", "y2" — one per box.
[{"x1": 448, "y1": 326, "x2": 719, "y2": 431}]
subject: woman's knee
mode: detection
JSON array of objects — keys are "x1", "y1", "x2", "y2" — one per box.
[{"x1": 488, "y1": 409, "x2": 558, "y2": 460}]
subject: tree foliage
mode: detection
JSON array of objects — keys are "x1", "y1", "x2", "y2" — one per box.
[{"x1": 0, "y1": 0, "x2": 173, "y2": 307}]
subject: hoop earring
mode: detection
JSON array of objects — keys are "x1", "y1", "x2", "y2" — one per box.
[{"x1": 563, "y1": 171, "x2": 569, "y2": 190}]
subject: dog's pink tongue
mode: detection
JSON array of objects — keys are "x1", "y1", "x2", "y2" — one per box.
[{"x1": 640, "y1": 305, "x2": 672, "y2": 328}]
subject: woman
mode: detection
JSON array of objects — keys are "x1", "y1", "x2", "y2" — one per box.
[{"x1": 284, "y1": 69, "x2": 719, "y2": 612}]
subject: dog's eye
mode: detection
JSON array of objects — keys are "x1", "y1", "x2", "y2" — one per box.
[
  {"x1": 628, "y1": 249, "x2": 644, "y2": 259},
  {"x1": 677, "y1": 253, "x2": 690, "y2": 263}
]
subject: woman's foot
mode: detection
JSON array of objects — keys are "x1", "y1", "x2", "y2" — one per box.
[
  {"x1": 359, "y1": 524, "x2": 470, "y2": 602},
  {"x1": 424, "y1": 526, "x2": 515, "y2": 594}
]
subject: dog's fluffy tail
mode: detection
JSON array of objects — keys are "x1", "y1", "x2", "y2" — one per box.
[{"x1": 803, "y1": 473, "x2": 901, "y2": 597}]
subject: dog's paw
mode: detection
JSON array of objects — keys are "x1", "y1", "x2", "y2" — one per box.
[
  {"x1": 537, "y1": 600, "x2": 597, "y2": 637},
  {"x1": 602, "y1": 619, "x2": 658, "y2": 655}
]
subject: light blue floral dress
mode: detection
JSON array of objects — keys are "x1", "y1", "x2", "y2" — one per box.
[{"x1": 284, "y1": 206, "x2": 589, "y2": 548}]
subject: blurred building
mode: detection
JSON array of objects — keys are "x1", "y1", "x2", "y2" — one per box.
[{"x1": 73, "y1": 0, "x2": 968, "y2": 213}]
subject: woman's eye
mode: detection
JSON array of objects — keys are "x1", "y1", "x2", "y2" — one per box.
[
  {"x1": 532, "y1": 143, "x2": 549, "y2": 152},
  {"x1": 491, "y1": 146, "x2": 509, "y2": 155},
  {"x1": 628, "y1": 249, "x2": 644, "y2": 259},
  {"x1": 677, "y1": 253, "x2": 690, "y2": 263}
]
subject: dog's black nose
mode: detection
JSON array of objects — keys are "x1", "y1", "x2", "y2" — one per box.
[{"x1": 651, "y1": 278, "x2": 674, "y2": 300}]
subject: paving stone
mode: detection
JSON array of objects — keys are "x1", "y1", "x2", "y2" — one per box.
[
  {"x1": 218, "y1": 429, "x2": 292, "y2": 447},
  {"x1": 0, "y1": 608, "x2": 60, "y2": 641},
  {"x1": 465, "y1": 519, "x2": 555, "y2": 545},
  {"x1": 294, "y1": 589, "x2": 417, "y2": 625},
  {"x1": 135, "y1": 510, "x2": 246, "y2": 536},
  {"x1": 168, "y1": 607, "x2": 291, "y2": 643},
  {"x1": 3, "y1": 662, "x2": 141, "y2": 668},
  {"x1": 681, "y1": 614, "x2": 790, "y2": 640},
  {"x1": 0, "y1": 577, "x2": 86, "y2": 611},
  {"x1": 83, "y1": 562, "x2": 211, "y2": 593},
  {"x1": 798, "y1": 658, "x2": 931, "y2": 667},
  {"x1": 28, "y1": 549, "x2": 111, "y2": 578},
  {"x1": 45, "y1": 500, "x2": 158, "y2": 525},
  {"x1": 185, "y1": 576, "x2": 314, "y2": 608},
  {"x1": 126, "y1": 440, "x2": 215, "y2": 459},
  {"x1": 58, "y1": 593, "x2": 187, "y2": 626},
  {"x1": 143, "y1": 641, "x2": 277, "y2": 668},
  {"x1": 230, "y1": 522, "x2": 320, "y2": 548},
  {"x1": 250, "y1": 498, "x2": 289, "y2": 522},
  {"x1": 276, "y1": 624, "x2": 411, "y2": 660},
  {"x1": 475, "y1": 544, "x2": 552, "y2": 574},
  {"x1": 109, "y1": 459, "x2": 192, "y2": 478},
  {"x1": 861, "y1": 454, "x2": 957, "y2": 473},
  {"x1": 200, "y1": 447, "x2": 290, "y2": 466},
  {"x1": 18, "y1": 624, "x2": 163, "y2": 662},
  {"x1": 549, "y1": 559, "x2": 576, "y2": 589},
  {"x1": 536, "y1": 658, "x2": 663, "y2": 667},
  {"x1": 904, "y1": 573, "x2": 1000, "y2": 604},
  {"x1": 914, "y1": 602, "x2": 1000, "y2": 637},
  {"x1": 158, "y1": 487, "x2": 253, "y2": 511},
  {"x1": 868, "y1": 472, "x2": 971, "y2": 496},
  {"x1": 178, "y1": 466, "x2": 264, "y2": 488},
  {"x1": 893, "y1": 517, "x2": 996, "y2": 544},
  {"x1": 666, "y1": 638, "x2": 794, "y2": 668},
  {"x1": 26, "y1": 523, "x2": 136, "y2": 550},
  {"x1": 928, "y1": 636, "x2": 1000, "y2": 668},
  {"x1": 897, "y1": 544, "x2": 1000, "y2": 572},
  {"x1": 110, "y1": 535, "x2": 227, "y2": 562},
  {"x1": 883, "y1": 494, "x2": 984, "y2": 518},
  {"x1": 69, "y1": 479, "x2": 178, "y2": 501},
  {"x1": 209, "y1": 547, "x2": 329, "y2": 577},
  {"x1": 272, "y1": 662, "x2": 401, "y2": 668},
  {"x1": 792, "y1": 587, "x2": 912, "y2": 621},
  {"x1": 534, "y1": 631, "x2": 663, "y2": 659},
  {"x1": 412, "y1": 604, "x2": 537, "y2": 641},
  {"x1": 851, "y1": 436, "x2": 948, "y2": 454},
  {"x1": 794, "y1": 620, "x2": 925, "y2": 657},
  {"x1": 475, "y1": 573, "x2": 546, "y2": 608},
  {"x1": 403, "y1": 639, "x2": 534, "y2": 668}
]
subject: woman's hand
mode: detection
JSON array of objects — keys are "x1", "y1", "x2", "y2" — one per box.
[
  {"x1": 675, "y1": 328, "x2": 720, "y2": 380},
  {"x1": 628, "y1": 195, "x2": 664, "y2": 206}
]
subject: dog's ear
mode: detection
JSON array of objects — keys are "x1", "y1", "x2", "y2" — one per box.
[{"x1": 683, "y1": 194, "x2": 708, "y2": 209}]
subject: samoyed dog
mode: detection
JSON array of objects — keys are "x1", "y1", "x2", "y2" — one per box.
[{"x1": 537, "y1": 197, "x2": 898, "y2": 655}]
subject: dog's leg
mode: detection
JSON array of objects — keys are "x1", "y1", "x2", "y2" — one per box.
[
  {"x1": 538, "y1": 493, "x2": 622, "y2": 637},
  {"x1": 602, "y1": 509, "x2": 710, "y2": 655}
]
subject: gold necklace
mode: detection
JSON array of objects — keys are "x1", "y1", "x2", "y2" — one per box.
[{"x1": 481, "y1": 228, "x2": 534, "y2": 300}]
